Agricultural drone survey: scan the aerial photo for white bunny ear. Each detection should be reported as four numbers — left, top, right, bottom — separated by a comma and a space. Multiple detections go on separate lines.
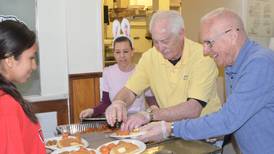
121, 18, 130, 37
112, 19, 121, 39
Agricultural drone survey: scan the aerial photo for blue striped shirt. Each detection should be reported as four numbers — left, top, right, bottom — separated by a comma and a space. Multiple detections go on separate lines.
173, 39, 274, 154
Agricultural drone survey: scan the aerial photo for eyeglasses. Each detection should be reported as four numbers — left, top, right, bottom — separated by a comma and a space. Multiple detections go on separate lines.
203, 28, 239, 48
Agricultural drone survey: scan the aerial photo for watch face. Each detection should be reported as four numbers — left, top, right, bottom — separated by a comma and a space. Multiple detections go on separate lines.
145, 108, 154, 121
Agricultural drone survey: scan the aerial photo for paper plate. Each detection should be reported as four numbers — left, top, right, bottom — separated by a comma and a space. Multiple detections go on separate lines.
45, 136, 89, 150
109, 131, 145, 139
97, 139, 146, 154
52, 146, 98, 154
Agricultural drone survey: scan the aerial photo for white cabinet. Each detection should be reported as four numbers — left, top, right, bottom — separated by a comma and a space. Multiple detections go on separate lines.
36, 0, 68, 99
66, 0, 103, 74
26, 0, 104, 101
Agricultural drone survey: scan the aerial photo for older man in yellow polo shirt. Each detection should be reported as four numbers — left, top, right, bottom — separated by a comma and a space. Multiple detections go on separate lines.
105, 10, 221, 130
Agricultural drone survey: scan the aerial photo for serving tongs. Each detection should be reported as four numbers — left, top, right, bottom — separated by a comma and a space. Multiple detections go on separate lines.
80, 116, 121, 129
80, 117, 107, 123
111, 120, 122, 129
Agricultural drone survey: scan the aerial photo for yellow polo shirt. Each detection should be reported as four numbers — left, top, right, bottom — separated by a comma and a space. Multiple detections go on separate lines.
126, 38, 220, 116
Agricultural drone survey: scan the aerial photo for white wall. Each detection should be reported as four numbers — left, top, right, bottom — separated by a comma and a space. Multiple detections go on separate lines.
34, 0, 68, 101
27, 0, 103, 102
0, 0, 36, 30
182, 0, 243, 42
66, 0, 103, 74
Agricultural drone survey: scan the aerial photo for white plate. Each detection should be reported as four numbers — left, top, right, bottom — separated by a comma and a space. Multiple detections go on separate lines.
45, 136, 89, 150
96, 139, 146, 154
109, 131, 145, 139
52, 146, 98, 154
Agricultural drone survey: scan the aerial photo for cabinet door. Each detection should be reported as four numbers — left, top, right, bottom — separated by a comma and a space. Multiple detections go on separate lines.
69, 74, 101, 123
66, 0, 103, 74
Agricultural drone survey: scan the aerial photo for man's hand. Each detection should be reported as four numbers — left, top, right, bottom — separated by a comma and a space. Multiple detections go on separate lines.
137, 121, 172, 143
121, 111, 151, 131
105, 100, 128, 126
79, 108, 94, 119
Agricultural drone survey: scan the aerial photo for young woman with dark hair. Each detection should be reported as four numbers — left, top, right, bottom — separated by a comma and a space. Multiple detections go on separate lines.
0, 19, 45, 154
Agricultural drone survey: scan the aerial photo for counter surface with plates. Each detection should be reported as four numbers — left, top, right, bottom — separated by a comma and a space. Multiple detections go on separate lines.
81, 131, 221, 154
50, 121, 221, 154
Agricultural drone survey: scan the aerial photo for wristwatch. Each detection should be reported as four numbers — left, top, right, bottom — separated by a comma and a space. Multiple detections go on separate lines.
146, 107, 154, 121
170, 122, 175, 136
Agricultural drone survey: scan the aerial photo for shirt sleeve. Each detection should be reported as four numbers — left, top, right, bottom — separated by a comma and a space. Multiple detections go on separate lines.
92, 91, 111, 117
126, 53, 150, 96
173, 57, 274, 140
188, 56, 219, 103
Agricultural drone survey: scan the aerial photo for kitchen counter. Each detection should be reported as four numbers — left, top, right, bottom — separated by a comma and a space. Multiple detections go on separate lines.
81, 132, 221, 154
54, 121, 221, 153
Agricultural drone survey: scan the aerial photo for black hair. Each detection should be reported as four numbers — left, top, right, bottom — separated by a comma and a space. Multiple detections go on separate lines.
113, 36, 133, 50
0, 20, 38, 123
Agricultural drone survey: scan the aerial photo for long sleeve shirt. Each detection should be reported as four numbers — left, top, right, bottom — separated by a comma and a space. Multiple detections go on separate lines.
173, 39, 274, 154
92, 64, 156, 117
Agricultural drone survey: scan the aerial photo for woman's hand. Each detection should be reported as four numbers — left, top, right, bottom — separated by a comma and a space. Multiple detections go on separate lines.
79, 108, 94, 119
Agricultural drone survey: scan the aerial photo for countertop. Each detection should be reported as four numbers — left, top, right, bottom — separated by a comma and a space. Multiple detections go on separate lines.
81, 132, 221, 154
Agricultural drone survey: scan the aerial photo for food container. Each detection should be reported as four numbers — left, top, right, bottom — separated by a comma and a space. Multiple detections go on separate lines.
57, 120, 108, 135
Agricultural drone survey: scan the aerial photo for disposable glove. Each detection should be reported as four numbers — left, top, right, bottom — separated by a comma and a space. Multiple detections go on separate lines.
79, 108, 94, 118
105, 100, 127, 126
137, 121, 171, 143
121, 111, 151, 131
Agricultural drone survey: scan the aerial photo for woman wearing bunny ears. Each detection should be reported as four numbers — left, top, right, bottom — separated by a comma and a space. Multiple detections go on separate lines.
80, 18, 158, 119
0, 16, 46, 154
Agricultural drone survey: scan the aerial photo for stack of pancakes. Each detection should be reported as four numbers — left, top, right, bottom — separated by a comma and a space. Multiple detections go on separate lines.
109, 141, 139, 154
57, 133, 83, 148
60, 147, 96, 154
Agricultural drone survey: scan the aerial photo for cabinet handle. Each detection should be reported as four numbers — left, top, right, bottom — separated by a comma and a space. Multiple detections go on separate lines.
133, 36, 140, 40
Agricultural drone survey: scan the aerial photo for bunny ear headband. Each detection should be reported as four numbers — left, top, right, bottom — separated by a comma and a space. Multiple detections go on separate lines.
112, 18, 133, 46
0, 15, 24, 24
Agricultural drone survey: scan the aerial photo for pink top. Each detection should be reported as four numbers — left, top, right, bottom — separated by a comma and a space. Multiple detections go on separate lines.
102, 64, 148, 114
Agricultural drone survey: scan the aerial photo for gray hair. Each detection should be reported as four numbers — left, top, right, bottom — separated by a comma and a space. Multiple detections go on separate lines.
149, 10, 184, 35
201, 8, 244, 30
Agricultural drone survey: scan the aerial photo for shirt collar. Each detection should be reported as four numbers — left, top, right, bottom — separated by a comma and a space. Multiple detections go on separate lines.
225, 39, 253, 74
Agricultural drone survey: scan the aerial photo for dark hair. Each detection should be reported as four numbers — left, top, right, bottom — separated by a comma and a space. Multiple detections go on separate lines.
113, 36, 133, 50
0, 20, 38, 123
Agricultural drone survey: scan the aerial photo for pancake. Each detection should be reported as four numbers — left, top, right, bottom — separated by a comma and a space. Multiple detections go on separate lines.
60, 147, 96, 154
115, 130, 130, 136
57, 137, 83, 148
110, 141, 139, 154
